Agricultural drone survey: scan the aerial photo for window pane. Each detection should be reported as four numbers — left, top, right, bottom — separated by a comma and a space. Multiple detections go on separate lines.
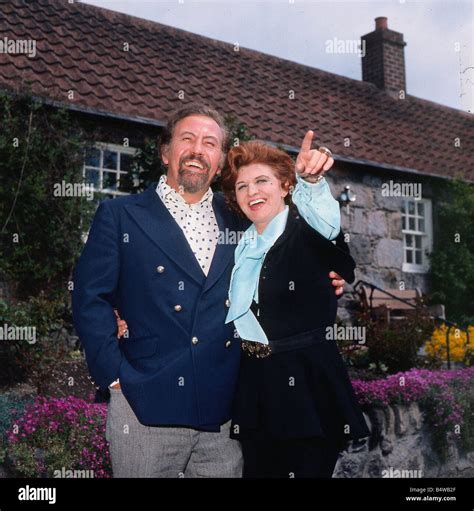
406, 250, 413, 263
84, 168, 100, 187
406, 234, 413, 247
409, 217, 415, 230
117, 175, 130, 192
408, 201, 415, 215
417, 202, 424, 217
120, 154, 134, 172
103, 171, 118, 190
85, 148, 100, 168
415, 251, 422, 265
415, 236, 422, 249
418, 218, 425, 232
103, 150, 118, 170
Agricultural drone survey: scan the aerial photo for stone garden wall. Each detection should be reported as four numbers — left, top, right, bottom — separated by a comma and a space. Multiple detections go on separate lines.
334, 402, 474, 478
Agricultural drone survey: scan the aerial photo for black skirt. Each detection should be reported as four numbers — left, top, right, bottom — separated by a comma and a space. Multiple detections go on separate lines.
230, 328, 370, 442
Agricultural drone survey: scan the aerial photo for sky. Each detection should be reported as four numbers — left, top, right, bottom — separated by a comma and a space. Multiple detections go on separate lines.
81, 0, 474, 112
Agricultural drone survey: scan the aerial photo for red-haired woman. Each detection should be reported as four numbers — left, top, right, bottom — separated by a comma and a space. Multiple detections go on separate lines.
220, 134, 369, 478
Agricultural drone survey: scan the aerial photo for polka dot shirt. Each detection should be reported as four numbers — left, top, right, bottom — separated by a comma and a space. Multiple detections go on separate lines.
156, 175, 219, 276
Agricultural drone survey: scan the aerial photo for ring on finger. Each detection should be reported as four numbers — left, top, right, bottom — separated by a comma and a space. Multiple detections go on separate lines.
318, 146, 333, 159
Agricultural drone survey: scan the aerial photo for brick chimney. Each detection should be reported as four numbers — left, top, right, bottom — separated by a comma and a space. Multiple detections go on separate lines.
361, 17, 407, 96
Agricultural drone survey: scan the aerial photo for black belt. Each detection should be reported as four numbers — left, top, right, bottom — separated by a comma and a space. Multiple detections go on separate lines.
241, 327, 328, 358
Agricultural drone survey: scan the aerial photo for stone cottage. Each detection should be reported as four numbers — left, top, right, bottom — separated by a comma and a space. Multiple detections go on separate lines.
1, 0, 473, 317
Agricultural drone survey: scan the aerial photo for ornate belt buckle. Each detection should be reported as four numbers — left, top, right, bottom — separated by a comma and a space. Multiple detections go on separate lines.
241, 340, 272, 358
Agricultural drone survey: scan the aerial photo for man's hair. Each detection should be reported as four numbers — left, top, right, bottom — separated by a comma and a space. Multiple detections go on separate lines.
160, 103, 230, 155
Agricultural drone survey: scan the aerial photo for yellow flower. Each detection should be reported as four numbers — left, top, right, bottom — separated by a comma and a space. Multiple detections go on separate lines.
425, 325, 474, 363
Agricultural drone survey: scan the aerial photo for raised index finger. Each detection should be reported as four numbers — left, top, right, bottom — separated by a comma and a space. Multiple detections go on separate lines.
300, 130, 314, 153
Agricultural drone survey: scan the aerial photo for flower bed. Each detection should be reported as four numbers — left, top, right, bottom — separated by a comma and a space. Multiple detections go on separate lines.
4, 396, 111, 477
352, 367, 474, 407
1, 367, 472, 476
352, 367, 474, 458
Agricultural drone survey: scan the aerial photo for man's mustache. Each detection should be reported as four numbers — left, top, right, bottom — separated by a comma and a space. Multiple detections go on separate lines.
179, 155, 210, 172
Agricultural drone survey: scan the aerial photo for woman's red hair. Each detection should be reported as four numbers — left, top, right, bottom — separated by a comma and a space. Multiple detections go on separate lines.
221, 140, 296, 216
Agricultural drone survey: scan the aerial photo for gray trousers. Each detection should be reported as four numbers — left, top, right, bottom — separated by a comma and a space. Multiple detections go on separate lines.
105, 387, 243, 478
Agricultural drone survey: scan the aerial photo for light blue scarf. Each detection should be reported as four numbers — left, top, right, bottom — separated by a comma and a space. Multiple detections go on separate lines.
225, 207, 289, 344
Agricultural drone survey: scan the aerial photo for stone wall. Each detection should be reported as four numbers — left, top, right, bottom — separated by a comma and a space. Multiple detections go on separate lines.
334, 402, 474, 478
325, 163, 443, 321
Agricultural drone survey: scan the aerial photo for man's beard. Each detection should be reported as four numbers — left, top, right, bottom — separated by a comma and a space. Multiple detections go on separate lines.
178, 156, 211, 194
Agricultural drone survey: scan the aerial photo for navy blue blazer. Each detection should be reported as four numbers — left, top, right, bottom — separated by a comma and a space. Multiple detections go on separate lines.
72, 184, 246, 431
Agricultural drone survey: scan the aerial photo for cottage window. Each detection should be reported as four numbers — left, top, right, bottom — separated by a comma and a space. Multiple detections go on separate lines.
402, 198, 432, 273
83, 143, 136, 197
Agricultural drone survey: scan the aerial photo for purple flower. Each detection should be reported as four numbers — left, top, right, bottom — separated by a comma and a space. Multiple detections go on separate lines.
6, 396, 111, 477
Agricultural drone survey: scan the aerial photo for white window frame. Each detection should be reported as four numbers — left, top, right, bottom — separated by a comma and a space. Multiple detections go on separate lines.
83, 143, 137, 197
402, 198, 433, 273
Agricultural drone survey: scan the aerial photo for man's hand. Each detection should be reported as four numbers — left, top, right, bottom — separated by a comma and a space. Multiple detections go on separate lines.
114, 309, 128, 339
329, 271, 345, 296
110, 310, 127, 390
295, 130, 334, 178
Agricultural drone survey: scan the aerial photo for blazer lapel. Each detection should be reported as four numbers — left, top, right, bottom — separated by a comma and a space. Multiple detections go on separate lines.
124, 185, 206, 286
203, 194, 240, 293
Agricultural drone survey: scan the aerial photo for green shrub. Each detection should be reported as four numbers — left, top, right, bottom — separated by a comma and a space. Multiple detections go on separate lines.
356, 306, 435, 374
0, 91, 95, 301
0, 296, 69, 393
0, 394, 34, 438
429, 180, 474, 327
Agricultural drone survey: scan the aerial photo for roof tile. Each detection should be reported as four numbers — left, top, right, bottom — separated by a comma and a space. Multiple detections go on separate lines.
0, 0, 472, 179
